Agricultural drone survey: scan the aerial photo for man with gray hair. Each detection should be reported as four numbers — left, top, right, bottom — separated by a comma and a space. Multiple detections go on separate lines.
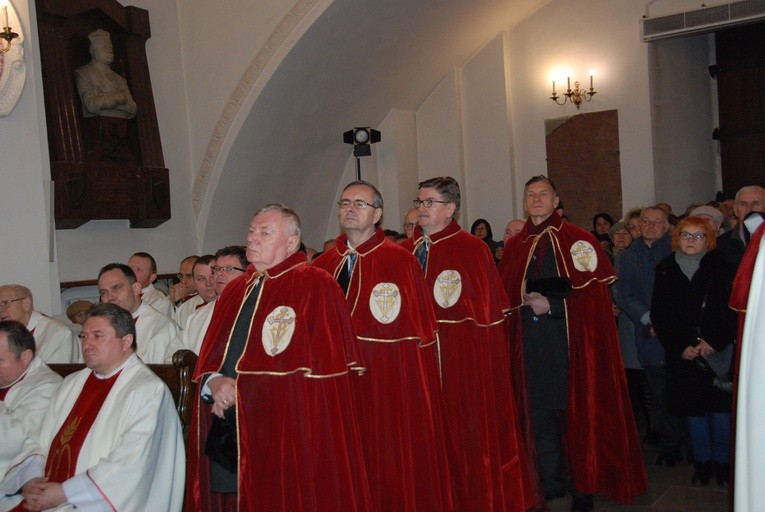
718, 185, 765, 266
0, 285, 78, 363
618, 206, 681, 466
188, 204, 372, 510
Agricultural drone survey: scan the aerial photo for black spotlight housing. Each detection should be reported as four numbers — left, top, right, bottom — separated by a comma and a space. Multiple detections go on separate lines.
343, 127, 381, 157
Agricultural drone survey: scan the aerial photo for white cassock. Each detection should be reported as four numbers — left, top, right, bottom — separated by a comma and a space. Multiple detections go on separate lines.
27, 311, 78, 363
0, 354, 185, 511
141, 283, 175, 318
735, 233, 765, 512
131, 301, 179, 364
172, 293, 204, 329
0, 357, 62, 475
164, 299, 213, 363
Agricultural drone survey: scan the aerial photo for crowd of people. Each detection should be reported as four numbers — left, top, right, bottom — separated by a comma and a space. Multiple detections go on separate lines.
0, 177, 763, 511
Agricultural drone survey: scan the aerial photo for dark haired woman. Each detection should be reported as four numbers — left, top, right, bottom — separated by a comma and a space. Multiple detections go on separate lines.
471, 218, 499, 263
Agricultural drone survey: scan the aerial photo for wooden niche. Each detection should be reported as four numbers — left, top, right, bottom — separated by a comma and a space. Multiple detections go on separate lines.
36, 0, 170, 228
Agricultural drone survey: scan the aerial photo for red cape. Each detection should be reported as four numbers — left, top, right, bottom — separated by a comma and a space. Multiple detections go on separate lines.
402, 221, 540, 512
313, 228, 454, 511
499, 214, 647, 503
187, 251, 372, 511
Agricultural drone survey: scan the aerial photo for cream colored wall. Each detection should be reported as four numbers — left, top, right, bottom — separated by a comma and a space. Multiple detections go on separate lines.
0, 0, 59, 313
507, 0, 657, 219
0, 0, 721, 312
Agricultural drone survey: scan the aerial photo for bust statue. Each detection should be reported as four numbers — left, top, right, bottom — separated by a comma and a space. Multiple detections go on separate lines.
74, 29, 137, 119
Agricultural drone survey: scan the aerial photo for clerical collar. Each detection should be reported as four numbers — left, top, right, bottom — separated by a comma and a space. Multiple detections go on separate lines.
527, 211, 561, 235
95, 352, 138, 379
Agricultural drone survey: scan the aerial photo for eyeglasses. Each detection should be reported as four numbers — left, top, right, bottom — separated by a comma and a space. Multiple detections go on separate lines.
402, 222, 416, 230
640, 219, 666, 227
679, 232, 706, 241
413, 199, 449, 208
337, 199, 377, 210
211, 265, 246, 274
0, 297, 25, 310
177, 273, 193, 281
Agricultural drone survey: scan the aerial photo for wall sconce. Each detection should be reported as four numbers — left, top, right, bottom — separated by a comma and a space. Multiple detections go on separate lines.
1, 1, 19, 53
550, 76, 596, 109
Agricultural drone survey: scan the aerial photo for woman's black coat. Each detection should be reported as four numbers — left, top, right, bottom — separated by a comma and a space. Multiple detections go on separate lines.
650, 249, 737, 415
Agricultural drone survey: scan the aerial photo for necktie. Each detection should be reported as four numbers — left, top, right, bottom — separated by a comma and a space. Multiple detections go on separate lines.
415, 238, 429, 272
220, 275, 264, 378
336, 252, 357, 294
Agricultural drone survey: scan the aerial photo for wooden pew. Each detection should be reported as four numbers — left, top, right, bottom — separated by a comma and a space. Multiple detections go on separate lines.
48, 349, 198, 441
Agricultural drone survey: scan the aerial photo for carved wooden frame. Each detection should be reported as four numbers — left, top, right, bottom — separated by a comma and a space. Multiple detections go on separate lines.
36, 0, 169, 228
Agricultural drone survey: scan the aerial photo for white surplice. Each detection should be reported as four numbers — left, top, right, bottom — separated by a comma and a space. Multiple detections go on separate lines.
141, 283, 175, 318
27, 311, 78, 364
0, 355, 185, 511
735, 234, 765, 512
132, 302, 179, 364
0, 357, 62, 475
172, 293, 204, 330
164, 299, 213, 363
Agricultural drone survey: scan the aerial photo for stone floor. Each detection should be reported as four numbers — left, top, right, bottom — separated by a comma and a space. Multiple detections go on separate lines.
546, 440, 730, 512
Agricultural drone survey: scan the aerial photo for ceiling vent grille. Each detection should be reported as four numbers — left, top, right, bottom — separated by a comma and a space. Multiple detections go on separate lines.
640, 0, 765, 41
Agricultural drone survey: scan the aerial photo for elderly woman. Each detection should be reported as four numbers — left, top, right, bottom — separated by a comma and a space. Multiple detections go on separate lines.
650, 216, 737, 487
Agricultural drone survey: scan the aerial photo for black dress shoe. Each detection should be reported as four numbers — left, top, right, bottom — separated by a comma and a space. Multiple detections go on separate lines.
715, 462, 730, 488
571, 494, 594, 512
691, 460, 712, 486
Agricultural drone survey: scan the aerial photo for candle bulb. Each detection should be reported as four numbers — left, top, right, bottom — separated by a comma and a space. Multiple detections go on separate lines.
567, 77, 571, 90
552, 81, 556, 94
590, 75, 594, 90
2, 6, 8, 29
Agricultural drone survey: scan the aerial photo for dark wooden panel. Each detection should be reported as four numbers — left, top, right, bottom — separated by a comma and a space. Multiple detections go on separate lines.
36, 0, 169, 229
715, 22, 765, 195
545, 110, 623, 229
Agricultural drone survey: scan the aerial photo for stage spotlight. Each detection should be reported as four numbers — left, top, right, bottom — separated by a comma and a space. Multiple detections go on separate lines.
343, 127, 381, 157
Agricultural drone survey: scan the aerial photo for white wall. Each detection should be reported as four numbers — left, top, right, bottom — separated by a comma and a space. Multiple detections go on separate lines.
507, 0, 656, 218
0, 0, 59, 313
459, 33, 516, 233
648, 34, 717, 214
375, 108, 419, 233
